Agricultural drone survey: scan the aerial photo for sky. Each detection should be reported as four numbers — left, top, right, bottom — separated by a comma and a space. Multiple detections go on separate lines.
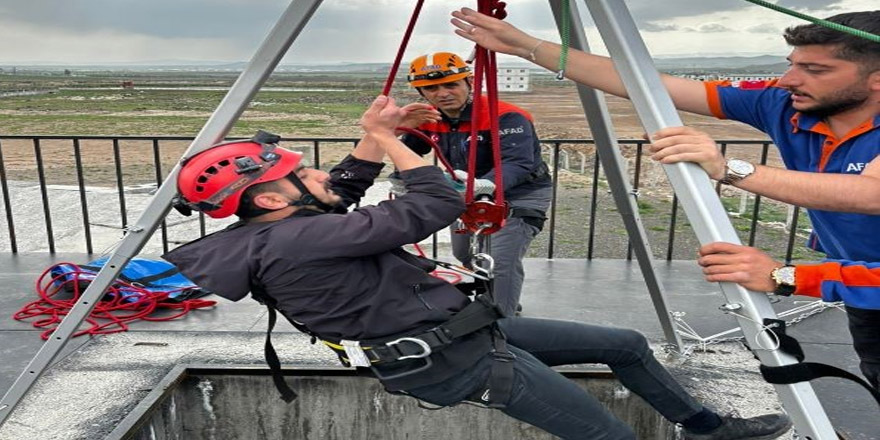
0, 0, 876, 65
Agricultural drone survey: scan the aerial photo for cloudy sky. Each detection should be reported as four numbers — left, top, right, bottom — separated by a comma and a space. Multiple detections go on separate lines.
0, 0, 875, 65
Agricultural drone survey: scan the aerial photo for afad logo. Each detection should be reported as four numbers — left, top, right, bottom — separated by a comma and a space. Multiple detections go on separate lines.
846, 162, 866, 172
465, 134, 485, 143
431, 134, 441, 143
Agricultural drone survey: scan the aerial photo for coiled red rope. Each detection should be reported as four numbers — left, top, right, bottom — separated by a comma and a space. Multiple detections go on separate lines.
13, 262, 216, 340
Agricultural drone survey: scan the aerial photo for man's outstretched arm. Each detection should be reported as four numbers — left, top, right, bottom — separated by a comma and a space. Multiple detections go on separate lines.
450, 7, 711, 116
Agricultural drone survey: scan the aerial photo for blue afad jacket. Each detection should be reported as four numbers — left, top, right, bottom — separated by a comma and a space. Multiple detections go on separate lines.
401, 96, 550, 200
707, 80, 880, 309
163, 156, 493, 390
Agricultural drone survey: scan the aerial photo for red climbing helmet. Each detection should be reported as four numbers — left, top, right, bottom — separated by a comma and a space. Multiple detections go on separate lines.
177, 132, 302, 219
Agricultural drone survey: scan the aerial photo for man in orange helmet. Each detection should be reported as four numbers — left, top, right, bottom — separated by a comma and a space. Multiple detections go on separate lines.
166, 95, 790, 440
400, 51, 552, 317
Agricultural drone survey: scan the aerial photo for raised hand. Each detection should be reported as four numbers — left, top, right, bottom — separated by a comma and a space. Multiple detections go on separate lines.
649, 126, 726, 180
397, 103, 441, 130
451, 7, 540, 58
360, 95, 407, 136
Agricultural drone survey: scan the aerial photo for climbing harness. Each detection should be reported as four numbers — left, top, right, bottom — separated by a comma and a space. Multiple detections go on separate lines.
251, 284, 504, 402
15, 259, 215, 340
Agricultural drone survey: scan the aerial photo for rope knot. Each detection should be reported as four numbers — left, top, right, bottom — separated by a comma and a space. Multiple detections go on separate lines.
490, 1, 507, 19
478, 0, 506, 20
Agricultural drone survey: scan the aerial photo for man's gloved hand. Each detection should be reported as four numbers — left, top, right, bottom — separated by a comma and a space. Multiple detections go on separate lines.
446, 170, 496, 198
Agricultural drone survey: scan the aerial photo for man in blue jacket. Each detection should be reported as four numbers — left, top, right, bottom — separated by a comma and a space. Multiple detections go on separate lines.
164, 96, 790, 440
399, 51, 552, 317
451, 9, 880, 389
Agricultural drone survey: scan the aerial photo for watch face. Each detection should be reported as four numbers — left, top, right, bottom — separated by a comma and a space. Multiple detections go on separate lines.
728, 160, 754, 175
776, 266, 796, 285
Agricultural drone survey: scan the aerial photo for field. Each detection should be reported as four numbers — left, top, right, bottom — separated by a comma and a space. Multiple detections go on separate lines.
0, 69, 821, 261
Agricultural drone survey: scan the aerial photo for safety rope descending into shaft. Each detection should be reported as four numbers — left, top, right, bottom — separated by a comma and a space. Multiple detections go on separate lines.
741, 0, 880, 43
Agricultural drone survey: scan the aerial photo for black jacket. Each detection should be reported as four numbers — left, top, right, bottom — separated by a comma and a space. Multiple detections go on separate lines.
164, 155, 493, 390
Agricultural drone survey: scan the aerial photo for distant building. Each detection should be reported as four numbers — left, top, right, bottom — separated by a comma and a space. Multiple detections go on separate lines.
496, 68, 530, 92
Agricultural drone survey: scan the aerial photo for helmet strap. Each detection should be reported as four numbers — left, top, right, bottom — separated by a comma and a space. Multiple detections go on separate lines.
284, 173, 338, 213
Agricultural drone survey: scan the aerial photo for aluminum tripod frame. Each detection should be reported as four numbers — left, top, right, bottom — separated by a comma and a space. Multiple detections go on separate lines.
0, 0, 324, 426
549, 0, 683, 352
577, 0, 835, 437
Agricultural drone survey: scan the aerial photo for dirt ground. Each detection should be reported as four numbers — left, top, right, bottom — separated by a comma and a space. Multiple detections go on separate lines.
0, 84, 777, 183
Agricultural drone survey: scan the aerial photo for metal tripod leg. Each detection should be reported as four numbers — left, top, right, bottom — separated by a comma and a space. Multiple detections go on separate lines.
580, 0, 835, 437
549, 0, 682, 352
0, 0, 324, 427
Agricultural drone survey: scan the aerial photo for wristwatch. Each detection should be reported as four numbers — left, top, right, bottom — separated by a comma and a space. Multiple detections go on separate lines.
719, 159, 755, 185
770, 265, 796, 296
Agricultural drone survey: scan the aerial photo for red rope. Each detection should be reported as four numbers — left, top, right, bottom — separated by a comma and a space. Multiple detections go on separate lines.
466, 0, 507, 206
395, 127, 459, 179
379, 0, 461, 182
382, 0, 425, 96
13, 263, 216, 340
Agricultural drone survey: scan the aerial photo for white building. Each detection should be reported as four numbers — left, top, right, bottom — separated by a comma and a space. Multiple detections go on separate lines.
496, 68, 530, 92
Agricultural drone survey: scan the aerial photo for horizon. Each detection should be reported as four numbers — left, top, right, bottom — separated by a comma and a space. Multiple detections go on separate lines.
0, 53, 788, 69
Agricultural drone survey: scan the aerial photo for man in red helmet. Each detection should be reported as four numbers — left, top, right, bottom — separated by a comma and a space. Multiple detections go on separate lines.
165, 96, 790, 440
400, 51, 552, 317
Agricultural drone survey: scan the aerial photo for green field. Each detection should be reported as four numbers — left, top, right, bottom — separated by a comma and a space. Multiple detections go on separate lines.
0, 70, 393, 136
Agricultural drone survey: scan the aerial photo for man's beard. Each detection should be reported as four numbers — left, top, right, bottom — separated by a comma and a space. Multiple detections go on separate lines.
795, 85, 870, 118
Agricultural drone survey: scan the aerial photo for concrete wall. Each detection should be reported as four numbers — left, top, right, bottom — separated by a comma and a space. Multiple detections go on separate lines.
125, 370, 676, 440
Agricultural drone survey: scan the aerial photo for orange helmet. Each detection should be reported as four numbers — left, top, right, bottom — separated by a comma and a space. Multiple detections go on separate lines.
176, 132, 302, 219
407, 52, 471, 87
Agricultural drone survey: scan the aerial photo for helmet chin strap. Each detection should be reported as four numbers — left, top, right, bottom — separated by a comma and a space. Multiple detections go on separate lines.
284, 174, 338, 213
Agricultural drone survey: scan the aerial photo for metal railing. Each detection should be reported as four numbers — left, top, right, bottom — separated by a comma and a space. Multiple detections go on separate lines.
0, 135, 812, 261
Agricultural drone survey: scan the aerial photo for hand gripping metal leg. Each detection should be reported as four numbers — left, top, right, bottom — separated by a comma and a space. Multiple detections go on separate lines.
578, 0, 834, 437
0, 0, 324, 427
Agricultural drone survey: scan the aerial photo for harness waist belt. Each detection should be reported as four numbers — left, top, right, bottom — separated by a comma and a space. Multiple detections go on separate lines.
324, 294, 503, 367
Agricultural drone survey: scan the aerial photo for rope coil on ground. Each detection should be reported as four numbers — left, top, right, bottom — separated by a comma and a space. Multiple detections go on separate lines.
13, 262, 216, 340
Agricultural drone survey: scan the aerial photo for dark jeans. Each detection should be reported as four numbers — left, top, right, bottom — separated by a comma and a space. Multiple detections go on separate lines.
404, 317, 703, 440
846, 306, 880, 389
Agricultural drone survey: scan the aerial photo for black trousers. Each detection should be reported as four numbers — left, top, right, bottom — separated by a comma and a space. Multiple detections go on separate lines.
846, 306, 880, 389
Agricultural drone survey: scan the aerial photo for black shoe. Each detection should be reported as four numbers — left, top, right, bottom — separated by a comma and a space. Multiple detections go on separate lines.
683, 413, 792, 440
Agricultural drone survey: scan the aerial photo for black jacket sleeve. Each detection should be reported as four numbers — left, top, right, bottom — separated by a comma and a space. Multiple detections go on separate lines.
328, 154, 385, 208
279, 165, 465, 259
400, 132, 433, 156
